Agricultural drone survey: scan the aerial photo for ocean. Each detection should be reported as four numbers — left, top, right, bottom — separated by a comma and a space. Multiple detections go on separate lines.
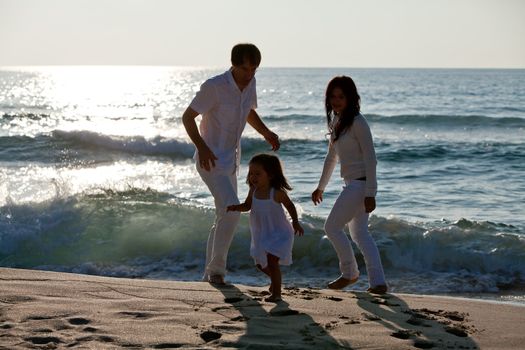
1, 66, 524, 304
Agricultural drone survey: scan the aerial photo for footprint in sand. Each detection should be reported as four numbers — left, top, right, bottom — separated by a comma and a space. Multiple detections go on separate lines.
409, 308, 474, 337
406, 315, 432, 327
390, 329, 422, 339
325, 296, 343, 301
444, 325, 469, 337
270, 309, 300, 317
33, 327, 54, 333
24, 336, 63, 346
361, 312, 381, 321
230, 315, 250, 322
68, 317, 91, 325
118, 311, 154, 319
152, 343, 186, 349
224, 297, 244, 303
82, 326, 99, 333
413, 339, 435, 349
74, 335, 116, 343
200, 330, 222, 342
339, 315, 361, 324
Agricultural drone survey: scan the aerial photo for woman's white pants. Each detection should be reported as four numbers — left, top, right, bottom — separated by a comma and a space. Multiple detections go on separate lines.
324, 179, 386, 287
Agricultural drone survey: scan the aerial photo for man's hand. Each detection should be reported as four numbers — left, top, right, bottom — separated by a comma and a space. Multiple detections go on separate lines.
197, 145, 218, 172
182, 107, 217, 171
264, 131, 280, 151
246, 110, 280, 151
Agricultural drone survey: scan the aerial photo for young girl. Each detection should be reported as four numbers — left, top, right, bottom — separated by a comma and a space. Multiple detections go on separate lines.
228, 154, 304, 302
311, 76, 388, 294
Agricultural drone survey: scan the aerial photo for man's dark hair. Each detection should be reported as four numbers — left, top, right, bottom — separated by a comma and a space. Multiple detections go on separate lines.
231, 43, 261, 66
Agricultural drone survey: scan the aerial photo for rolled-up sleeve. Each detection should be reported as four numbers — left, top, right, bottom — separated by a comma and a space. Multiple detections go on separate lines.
190, 81, 217, 115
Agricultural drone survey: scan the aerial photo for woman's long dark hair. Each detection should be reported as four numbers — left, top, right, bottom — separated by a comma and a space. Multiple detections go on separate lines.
325, 76, 361, 141
247, 153, 292, 192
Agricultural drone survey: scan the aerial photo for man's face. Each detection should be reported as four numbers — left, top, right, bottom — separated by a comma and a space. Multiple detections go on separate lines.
235, 61, 258, 86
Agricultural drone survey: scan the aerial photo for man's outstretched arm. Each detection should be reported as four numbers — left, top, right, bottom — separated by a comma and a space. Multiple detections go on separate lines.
246, 109, 280, 151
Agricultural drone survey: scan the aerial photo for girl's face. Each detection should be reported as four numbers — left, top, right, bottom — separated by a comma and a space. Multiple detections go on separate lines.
329, 87, 347, 114
248, 163, 271, 188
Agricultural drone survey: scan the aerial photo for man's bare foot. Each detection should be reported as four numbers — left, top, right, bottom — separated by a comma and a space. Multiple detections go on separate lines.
208, 274, 225, 285
367, 285, 388, 294
327, 275, 358, 290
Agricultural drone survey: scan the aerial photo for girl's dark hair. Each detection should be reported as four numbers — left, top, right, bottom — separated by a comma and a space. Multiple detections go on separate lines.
325, 76, 361, 141
231, 43, 261, 66
247, 154, 292, 192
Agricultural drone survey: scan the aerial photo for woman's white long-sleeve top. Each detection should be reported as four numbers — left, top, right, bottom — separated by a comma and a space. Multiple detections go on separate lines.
317, 113, 377, 197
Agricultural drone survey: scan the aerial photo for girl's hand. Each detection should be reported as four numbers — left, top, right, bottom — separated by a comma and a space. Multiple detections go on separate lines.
227, 204, 240, 212
293, 221, 304, 236
364, 197, 376, 213
311, 189, 323, 205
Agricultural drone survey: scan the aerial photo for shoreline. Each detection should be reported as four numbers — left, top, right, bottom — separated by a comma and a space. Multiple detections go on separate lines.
1, 267, 524, 349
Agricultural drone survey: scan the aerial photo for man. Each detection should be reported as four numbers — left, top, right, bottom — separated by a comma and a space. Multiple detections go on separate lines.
182, 43, 280, 285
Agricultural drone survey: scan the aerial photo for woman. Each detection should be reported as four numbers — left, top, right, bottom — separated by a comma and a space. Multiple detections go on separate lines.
312, 76, 387, 294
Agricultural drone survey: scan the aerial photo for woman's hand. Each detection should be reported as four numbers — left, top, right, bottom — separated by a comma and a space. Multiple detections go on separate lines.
311, 189, 324, 205
364, 197, 376, 213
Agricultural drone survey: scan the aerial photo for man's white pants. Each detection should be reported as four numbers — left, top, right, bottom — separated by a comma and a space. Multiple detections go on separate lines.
197, 165, 241, 278
324, 179, 386, 287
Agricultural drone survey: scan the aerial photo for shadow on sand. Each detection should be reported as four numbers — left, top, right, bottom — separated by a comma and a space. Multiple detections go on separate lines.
210, 283, 353, 349
355, 291, 479, 349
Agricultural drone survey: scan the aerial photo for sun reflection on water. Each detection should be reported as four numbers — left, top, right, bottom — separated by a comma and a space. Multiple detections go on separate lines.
2, 66, 219, 138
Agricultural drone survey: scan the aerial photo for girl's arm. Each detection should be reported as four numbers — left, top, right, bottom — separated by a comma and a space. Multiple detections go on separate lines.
275, 190, 304, 236
227, 187, 254, 212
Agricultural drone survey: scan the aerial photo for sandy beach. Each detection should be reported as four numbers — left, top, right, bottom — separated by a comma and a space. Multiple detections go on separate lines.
0, 268, 523, 349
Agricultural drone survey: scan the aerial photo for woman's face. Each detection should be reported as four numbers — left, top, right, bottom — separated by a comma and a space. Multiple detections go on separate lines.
329, 87, 347, 114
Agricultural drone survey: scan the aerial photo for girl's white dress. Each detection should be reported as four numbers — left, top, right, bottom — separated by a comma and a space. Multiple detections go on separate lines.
249, 188, 294, 268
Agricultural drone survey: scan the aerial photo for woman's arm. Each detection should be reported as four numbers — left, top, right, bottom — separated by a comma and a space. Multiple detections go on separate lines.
354, 117, 377, 213
312, 141, 338, 205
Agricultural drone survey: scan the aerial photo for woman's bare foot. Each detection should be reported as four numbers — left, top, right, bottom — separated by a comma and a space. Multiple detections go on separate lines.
264, 294, 282, 303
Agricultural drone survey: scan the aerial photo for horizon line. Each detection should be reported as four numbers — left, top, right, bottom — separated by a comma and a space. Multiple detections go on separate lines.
1, 64, 524, 70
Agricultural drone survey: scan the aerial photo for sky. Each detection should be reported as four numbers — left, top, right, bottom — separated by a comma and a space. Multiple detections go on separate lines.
1, 0, 524, 68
